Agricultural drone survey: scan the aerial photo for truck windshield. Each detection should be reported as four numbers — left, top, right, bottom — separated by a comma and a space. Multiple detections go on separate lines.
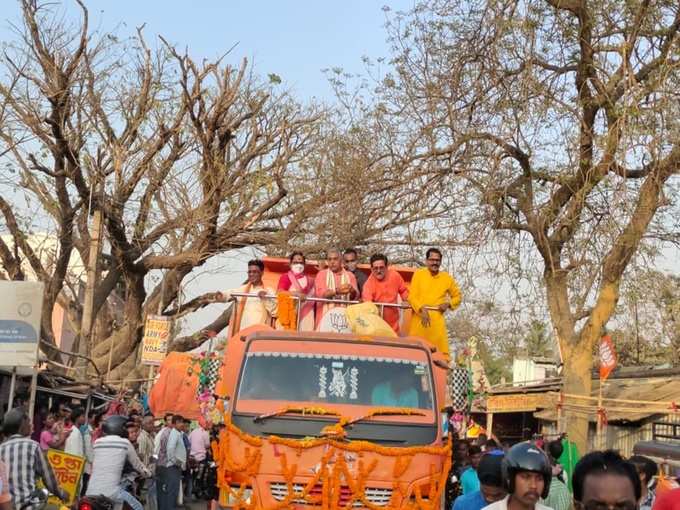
236, 349, 434, 411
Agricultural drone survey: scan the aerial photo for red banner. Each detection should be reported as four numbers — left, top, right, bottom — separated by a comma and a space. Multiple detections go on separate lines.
599, 334, 617, 381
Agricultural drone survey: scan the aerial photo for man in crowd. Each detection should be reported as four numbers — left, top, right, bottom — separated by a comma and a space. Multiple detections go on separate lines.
573, 450, 640, 510
154, 414, 186, 510
189, 417, 211, 467
453, 452, 506, 510
630, 455, 658, 510
180, 418, 192, 503
315, 248, 358, 326
87, 415, 151, 510
408, 248, 462, 355
0, 408, 68, 509
542, 440, 571, 510
64, 407, 87, 457
343, 248, 367, 295
64, 407, 93, 494
461, 445, 483, 494
137, 415, 156, 469
362, 253, 409, 333
137, 415, 156, 510
217, 259, 277, 334
484, 442, 552, 510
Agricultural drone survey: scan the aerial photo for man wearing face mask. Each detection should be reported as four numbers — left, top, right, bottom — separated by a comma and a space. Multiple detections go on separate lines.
343, 248, 368, 295
408, 247, 462, 356
277, 251, 315, 331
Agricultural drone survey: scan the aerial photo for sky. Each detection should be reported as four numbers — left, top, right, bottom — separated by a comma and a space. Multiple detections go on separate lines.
2, 1, 413, 101
1, 1, 415, 334
2, 2, 677, 338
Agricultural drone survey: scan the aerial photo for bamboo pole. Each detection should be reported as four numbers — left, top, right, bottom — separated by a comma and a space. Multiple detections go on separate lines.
555, 391, 680, 407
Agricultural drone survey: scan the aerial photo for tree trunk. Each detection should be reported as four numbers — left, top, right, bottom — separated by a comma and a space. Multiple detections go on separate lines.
560, 340, 593, 454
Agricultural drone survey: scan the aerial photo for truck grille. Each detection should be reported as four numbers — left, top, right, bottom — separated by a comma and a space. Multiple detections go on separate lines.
269, 482, 392, 507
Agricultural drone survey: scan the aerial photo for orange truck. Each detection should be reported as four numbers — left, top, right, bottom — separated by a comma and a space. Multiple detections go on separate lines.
150, 258, 452, 509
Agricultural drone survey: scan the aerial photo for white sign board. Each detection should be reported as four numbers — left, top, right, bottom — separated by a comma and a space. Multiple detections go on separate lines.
0, 281, 44, 367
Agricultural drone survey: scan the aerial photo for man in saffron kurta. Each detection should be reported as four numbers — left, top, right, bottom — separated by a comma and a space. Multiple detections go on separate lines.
314, 248, 358, 328
362, 253, 409, 333
408, 248, 461, 355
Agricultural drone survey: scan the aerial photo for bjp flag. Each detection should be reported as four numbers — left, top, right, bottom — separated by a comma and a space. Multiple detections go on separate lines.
599, 334, 617, 381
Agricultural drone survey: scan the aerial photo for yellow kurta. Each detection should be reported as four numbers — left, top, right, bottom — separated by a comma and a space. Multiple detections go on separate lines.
407, 267, 462, 355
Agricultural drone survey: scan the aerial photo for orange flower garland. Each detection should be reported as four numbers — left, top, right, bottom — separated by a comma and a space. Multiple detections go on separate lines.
213, 412, 452, 510
276, 292, 297, 330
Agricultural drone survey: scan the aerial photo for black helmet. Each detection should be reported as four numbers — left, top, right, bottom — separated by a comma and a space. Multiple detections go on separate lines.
502, 441, 551, 499
101, 415, 129, 438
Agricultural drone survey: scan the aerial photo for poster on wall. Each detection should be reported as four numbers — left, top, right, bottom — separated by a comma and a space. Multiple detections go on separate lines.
0, 281, 44, 367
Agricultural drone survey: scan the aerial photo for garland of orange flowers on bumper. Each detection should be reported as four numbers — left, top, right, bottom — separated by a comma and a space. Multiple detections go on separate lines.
213, 412, 452, 510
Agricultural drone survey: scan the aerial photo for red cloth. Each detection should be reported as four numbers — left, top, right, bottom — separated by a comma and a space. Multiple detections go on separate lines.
653, 488, 680, 510
361, 269, 409, 332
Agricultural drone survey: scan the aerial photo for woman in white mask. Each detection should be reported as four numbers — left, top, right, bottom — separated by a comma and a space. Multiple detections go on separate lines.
277, 251, 315, 330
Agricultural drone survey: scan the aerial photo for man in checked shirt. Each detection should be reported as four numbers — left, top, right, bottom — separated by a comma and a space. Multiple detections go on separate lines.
0, 408, 68, 510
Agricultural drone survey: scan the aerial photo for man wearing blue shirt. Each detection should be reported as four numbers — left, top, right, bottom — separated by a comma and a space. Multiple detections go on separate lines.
460, 445, 483, 494
453, 452, 506, 510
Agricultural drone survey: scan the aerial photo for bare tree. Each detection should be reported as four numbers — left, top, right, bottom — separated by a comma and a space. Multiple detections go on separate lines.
364, 0, 680, 450
0, 1, 464, 384
0, 0, 325, 380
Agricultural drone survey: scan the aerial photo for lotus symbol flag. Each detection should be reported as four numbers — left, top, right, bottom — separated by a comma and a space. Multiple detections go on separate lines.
599, 335, 617, 381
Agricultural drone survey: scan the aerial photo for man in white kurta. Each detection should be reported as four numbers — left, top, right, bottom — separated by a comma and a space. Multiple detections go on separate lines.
220, 259, 277, 334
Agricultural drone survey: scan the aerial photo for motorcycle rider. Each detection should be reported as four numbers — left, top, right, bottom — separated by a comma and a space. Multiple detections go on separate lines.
484, 442, 553, 510
85, 415, 151, 510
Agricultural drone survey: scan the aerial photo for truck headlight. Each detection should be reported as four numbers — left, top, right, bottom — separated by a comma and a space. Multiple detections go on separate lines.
225, 486, 253, 507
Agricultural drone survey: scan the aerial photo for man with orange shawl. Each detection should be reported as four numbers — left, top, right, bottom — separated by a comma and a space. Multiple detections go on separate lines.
314, 248, 358, 328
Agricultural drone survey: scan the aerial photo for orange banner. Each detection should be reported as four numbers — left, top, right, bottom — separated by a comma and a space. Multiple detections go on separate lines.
599, 334, 617, 381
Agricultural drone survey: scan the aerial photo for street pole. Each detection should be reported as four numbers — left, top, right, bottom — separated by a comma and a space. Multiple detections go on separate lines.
7, 368, 17, 409
596, 380, 604, 449
28, 368, 38, 421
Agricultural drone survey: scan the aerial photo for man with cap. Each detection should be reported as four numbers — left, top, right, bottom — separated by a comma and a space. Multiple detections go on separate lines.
452, 452, 507, 510
483, 442, 554, 510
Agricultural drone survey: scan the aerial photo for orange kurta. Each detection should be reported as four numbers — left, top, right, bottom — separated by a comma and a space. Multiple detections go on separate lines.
361, 269, 409, 332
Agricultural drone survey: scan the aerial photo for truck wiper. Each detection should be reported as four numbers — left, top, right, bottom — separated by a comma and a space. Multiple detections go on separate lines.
253, 406, 343, 423
346, 408, 426, 427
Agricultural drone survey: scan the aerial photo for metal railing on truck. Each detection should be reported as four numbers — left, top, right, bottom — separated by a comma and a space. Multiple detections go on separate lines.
226, 292, 439, 336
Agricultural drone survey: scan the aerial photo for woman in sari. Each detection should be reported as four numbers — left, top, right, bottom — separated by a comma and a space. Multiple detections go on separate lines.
277, 251, 315, 331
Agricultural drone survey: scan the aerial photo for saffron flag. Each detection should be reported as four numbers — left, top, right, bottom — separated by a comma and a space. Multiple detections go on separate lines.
599, 334, 617, 381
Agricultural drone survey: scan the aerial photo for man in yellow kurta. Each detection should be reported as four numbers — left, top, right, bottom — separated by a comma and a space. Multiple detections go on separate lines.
408, 248, 461, 355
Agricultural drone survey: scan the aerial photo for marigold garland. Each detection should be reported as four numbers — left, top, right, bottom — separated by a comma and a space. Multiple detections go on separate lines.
276, 292, 297, 330
213, 412, 452, 510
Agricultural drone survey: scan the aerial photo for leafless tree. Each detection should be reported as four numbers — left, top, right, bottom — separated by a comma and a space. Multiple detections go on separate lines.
364, 0, 680, 450
0, 0, 324, 380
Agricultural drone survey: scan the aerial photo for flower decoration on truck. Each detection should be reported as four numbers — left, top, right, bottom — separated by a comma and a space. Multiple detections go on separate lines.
213, 410, 450, 510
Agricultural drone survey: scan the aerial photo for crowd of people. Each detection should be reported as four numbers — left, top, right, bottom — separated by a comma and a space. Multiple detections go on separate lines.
216, 247, 462, 355
0, 404, 222, 510
447, 435, 680, 510
1, 401, 679, 510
